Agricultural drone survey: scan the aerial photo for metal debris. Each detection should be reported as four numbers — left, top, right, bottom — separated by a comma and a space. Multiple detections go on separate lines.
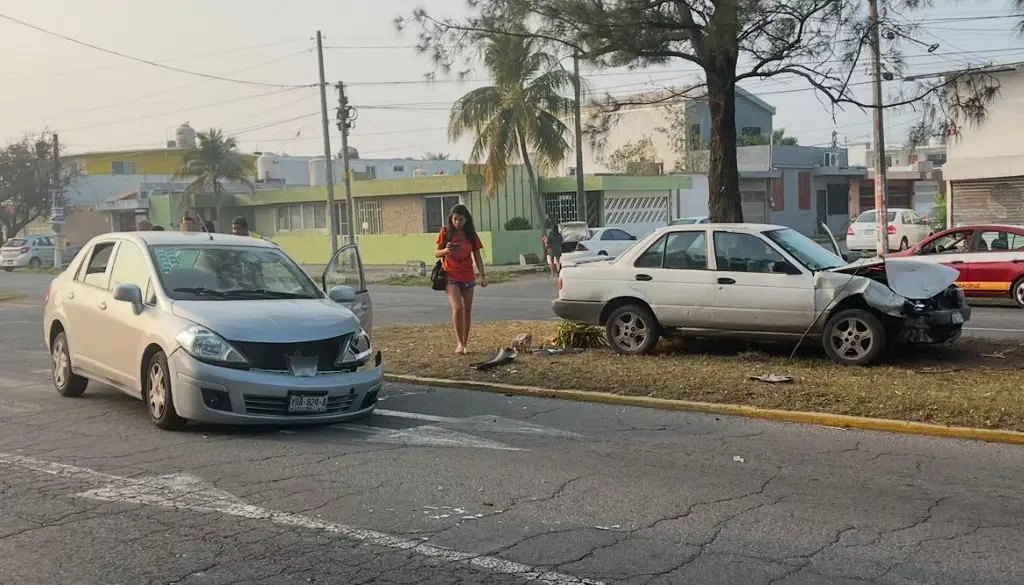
748, 374, 794, 384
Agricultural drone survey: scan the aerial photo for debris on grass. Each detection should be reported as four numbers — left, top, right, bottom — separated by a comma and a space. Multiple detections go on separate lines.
470, 347, 518, 371
377, 320, 1024, 432
748, 374, 794, 384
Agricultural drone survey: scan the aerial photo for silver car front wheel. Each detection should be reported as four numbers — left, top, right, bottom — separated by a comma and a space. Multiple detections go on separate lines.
146, 351, 187, 431
822, 308, 886, 366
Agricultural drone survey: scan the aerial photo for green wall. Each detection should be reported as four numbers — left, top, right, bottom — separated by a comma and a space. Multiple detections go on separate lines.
464, 165, 541, 231
488, 230, 544, 265
357, 233, 439, 265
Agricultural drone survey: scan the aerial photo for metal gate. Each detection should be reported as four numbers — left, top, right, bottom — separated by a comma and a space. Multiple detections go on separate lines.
951, 177, 1024, 226
740, 191, 768, 223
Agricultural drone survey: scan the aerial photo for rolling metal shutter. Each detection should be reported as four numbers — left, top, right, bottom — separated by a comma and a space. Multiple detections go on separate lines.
951, 177, 1024, 226
603, 194, 668, 226
740, 191, 768, 223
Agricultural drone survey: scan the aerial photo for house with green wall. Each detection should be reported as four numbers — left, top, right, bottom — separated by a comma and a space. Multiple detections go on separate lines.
148, 165, 693, 266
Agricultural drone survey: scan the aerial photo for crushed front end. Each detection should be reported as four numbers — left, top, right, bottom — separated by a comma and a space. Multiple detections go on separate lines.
896, 285, 970, 344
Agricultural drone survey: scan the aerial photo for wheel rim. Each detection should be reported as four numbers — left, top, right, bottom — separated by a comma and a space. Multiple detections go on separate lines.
611, 311, 649, 351
829, 317, 875, 361
1016, 282, 1024, 306
899, 239, 908, 250
148, 361, 167, 418
52, 339, 69, 388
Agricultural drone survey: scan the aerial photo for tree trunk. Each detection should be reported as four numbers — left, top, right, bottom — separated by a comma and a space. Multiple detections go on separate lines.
706, 68, 744, 223
213, 181, 222, 233
516, 129, 546, 230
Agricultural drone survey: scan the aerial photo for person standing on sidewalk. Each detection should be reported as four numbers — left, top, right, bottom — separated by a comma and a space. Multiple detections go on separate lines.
435, 204, 487, 355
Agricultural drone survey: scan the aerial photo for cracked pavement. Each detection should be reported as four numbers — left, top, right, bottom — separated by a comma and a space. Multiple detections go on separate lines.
3, 275, 1024, 583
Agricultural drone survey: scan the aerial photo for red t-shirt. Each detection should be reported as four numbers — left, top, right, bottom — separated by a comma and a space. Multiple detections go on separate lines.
437, 227, 483, 283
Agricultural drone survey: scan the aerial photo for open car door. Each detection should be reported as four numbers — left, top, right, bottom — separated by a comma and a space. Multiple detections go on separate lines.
321, 243, 373, 335
819, 222, 857, 262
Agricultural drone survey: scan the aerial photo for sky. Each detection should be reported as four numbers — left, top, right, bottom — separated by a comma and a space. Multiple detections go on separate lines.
1, 0, 1022, 162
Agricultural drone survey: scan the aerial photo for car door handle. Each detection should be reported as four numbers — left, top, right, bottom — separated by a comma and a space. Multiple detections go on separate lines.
949, 260, 964, 264
67, 292, 75, 300
97, 302, 106, 310
717, 277, 736, 285
1013, 259, 1024, 263
635, 274, 653, 281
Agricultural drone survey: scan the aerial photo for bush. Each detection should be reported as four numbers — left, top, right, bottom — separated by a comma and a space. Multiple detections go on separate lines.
554, 321, 606, 349
504, 216, 533, 231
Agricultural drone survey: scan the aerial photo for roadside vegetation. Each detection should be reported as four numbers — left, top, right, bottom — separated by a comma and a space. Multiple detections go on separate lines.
0, 290, 24, 302
377, 320, 1024, 431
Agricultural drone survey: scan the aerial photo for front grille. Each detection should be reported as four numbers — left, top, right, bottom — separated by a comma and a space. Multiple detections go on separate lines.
243, 392, 359, 416
231, 334, 351, 372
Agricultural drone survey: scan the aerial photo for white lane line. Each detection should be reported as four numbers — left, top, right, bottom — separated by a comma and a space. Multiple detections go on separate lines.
338, 423, 522, 451
0, 452, 602, 585
374, 409, 583, 438
965, 327, 1024, 333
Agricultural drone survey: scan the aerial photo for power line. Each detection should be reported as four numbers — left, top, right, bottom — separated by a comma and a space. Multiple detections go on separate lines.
0, 12, 314, 89
0, 39, 310, 83
228, 112, 323, 136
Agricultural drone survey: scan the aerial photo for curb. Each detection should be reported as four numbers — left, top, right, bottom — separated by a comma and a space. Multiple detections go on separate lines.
384, 374, 1024, 446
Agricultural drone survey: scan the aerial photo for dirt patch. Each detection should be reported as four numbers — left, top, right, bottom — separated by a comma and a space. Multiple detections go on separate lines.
0, 290, 24, 303
376, 320, 1024, 431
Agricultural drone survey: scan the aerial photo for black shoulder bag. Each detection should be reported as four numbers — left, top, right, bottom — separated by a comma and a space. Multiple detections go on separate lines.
430, 229, 451, 291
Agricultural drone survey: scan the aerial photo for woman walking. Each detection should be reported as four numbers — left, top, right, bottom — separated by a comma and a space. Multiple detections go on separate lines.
435, 204, 487, 355
545, 223, 563, 276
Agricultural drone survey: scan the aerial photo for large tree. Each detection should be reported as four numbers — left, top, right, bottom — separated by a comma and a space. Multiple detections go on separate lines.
399, 0, 999, 222
740, 128, 799, 146
0, 135, 73, 240
173, 128, 255, 229
600, 136, 661, 174
445, 30, 575, 225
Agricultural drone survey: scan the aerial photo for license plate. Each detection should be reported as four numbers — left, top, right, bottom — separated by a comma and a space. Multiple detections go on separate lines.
2, 260, 11, 265
951, 311, 965, 324
288, 394, 327, 414
859, 229, 874, 236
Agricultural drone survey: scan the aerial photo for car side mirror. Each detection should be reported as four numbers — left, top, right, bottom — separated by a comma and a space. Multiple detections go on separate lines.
113, 283, 144, 315
328, 285, 356, 304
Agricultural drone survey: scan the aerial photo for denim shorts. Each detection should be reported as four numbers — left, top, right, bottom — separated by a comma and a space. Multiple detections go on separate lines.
447, 280, 476, 290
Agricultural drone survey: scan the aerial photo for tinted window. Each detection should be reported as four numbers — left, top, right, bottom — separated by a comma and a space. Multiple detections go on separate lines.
664, 232, 707, 270
109, 243, 151, 292
4, 238, 26, 248
713, 232, 790, 274
612, 229, 634, 240
979, 230, 1024, 252
765, 228, 845, 271
81, 243, 115, 288
600, 230, 617, 241
634, 236, 666, 268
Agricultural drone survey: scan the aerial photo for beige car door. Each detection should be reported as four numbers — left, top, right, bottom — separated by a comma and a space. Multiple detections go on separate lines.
322, 243, 373, 335
630, 230, 717, 328
710, 231, 816, 333
95, 240, 157, 394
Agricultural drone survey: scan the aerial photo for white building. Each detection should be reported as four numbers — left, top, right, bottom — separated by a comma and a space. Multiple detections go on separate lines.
942, 61, 1024, 227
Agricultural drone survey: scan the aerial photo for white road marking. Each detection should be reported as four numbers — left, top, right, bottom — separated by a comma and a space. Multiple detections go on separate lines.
338, 423, 522, 451
965, 327, 1024, 333
374, 409, 582, 438
0, 452, 602, 585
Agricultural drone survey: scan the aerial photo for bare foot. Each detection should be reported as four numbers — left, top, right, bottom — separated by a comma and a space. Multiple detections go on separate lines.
455, 344, 466, 355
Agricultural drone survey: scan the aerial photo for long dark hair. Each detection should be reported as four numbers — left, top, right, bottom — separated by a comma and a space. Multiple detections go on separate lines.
446, 204, 478, 244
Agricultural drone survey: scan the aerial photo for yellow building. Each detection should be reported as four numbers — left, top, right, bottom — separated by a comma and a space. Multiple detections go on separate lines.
65, 147, 257, 177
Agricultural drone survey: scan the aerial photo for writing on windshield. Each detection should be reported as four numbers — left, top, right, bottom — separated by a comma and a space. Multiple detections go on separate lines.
150, 245, 321, 301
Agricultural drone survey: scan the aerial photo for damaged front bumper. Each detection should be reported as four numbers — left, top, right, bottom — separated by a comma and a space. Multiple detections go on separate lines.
897, 305, 971, 344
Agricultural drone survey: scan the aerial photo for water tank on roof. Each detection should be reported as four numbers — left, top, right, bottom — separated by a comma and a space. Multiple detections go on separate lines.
175, 122, 196, 148
347, 146, 359, 159
258, 153, 282, 181
310, 157, 326, 186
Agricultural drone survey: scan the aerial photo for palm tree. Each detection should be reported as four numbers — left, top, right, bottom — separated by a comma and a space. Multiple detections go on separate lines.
448, 31, 575, 226
423, 151, 450, 160
173, 129, 255, 229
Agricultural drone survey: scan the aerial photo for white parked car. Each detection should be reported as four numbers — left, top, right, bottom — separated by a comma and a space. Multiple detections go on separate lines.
560, 227, 638, 264
43, 231, 380, 430
1, 234, 55, 271
845, 208, 933, 253
552, 223, 970, 366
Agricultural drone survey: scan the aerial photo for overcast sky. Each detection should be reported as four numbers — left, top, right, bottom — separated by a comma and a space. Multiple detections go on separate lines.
1, 0, 1021, 162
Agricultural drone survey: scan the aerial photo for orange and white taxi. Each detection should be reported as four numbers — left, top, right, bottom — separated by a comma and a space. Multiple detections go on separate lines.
887, 224, 1024, 308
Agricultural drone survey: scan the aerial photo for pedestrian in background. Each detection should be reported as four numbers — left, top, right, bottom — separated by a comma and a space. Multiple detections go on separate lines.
435, 204, 487, 355
135, 218, 153, 231
545, 223, 563, 276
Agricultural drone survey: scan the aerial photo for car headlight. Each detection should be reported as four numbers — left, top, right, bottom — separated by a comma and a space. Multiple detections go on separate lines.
336, 328, 372, 367
174, 325, 249, 366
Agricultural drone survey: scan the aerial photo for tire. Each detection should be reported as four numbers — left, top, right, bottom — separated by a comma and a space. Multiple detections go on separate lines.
28, 257, 41, 269
822, 308, 887, 366
2, 267, 12, 272
597, 250, 608, 256
1012, 277, 1024, 309
898, 237, 909, 251
52, 331, 88, 397
145, 351, 187, 430
605, 304, 662, 355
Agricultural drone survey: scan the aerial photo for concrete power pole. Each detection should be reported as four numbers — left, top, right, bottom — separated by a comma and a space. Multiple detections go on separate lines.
51, 133, 65, 268
868, 0, 890, 256
336, 82, 357, 245
572, 52, 586, 225
316, 30, 339, 258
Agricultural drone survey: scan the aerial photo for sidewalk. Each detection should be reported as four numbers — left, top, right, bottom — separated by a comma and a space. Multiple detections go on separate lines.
302, 263, 547, 282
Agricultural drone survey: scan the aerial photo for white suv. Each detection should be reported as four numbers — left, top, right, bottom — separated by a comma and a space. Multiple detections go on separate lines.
845, 208, 932, 253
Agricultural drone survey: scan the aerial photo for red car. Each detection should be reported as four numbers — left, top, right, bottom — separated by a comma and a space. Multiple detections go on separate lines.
887, 224, 1024, 307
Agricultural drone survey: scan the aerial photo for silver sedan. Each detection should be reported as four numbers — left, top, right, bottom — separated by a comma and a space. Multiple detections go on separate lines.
43, 231, 381, 430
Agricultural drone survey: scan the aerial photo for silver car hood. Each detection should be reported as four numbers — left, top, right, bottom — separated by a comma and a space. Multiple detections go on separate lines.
828, 257, 959, 300
171, 299, 361, 342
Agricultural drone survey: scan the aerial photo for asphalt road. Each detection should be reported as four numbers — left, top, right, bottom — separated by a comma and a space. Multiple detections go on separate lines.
3, 272, 1024, 584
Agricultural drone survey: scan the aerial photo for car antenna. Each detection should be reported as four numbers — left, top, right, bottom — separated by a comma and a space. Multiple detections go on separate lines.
199, 218, 214, 241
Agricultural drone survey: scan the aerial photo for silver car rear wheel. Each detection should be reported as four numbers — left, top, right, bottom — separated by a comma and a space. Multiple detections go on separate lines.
51, 331, 87, 397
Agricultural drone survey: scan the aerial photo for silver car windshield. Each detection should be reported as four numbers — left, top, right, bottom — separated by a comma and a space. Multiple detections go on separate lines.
150, 245, 323, 301
765, 228, 846, 272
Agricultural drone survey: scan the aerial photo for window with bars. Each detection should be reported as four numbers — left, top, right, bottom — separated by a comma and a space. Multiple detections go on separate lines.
275, 203, 327, 231
424, 195, 461, 232
543, 194, 579, 226
355, 198, 384, 234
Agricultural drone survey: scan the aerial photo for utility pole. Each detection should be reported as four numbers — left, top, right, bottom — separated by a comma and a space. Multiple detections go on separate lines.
51, 133, 65, 268
868, 0, 889, 256
316, 30, 339, 258
572, 52, 586, 225
335, 82, 357, 245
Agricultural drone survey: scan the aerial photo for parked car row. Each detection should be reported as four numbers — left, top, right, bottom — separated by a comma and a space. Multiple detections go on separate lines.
553, 222, 971, 366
